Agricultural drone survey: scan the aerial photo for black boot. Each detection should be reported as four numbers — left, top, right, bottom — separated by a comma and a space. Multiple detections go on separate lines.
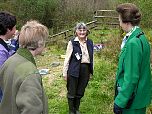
68, 98, 75, 114
74, 98, 81, 114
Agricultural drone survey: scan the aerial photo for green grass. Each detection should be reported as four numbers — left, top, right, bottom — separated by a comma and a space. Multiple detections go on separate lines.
80, 57, 116, 114
35, 27, 152, 114
39, 55, 117, 114
88, 28, 121, 44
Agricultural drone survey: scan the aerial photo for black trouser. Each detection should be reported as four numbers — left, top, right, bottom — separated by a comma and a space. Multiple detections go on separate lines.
67, 63, 90, 113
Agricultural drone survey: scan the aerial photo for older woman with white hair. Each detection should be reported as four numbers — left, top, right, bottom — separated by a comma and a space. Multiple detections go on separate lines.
0, 20, 49, 114
63, 22, 94, 114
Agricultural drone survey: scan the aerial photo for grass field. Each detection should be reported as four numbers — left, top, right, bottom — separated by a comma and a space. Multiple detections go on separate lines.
35, 28, 152, 114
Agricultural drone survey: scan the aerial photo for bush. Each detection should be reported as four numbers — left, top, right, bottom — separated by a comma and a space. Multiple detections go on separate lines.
0, 0, 59, 29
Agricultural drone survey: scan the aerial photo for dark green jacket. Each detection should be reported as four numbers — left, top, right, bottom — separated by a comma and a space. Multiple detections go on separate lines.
114, 27, 151, 109
0, 48, 48, 114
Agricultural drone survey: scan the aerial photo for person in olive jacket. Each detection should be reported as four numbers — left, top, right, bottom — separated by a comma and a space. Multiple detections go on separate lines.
113, 3, 151, 114
0, 20, 49, 114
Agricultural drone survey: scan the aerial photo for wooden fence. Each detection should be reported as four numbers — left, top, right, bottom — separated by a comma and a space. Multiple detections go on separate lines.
48, 10, 119, 41
93, 10, 119, 28
48, 20, 97, 40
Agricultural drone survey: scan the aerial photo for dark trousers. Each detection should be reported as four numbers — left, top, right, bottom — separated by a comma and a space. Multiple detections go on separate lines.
67, 63, 90, 113
122, 107, 146, 114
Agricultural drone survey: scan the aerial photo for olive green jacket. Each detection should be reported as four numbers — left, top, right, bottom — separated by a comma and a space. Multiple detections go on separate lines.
114, 27, 151, 109
0, 48, 48, 114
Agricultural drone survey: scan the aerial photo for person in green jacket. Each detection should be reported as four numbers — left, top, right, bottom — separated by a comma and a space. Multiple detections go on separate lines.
0, 20, 49, 114
113, 3, 151, 114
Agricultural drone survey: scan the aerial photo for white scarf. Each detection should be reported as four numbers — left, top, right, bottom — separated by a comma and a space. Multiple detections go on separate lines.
121, 26, 139, 49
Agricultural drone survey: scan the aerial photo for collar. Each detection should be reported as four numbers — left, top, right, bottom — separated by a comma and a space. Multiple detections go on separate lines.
126, 26, 139, 37
123, 26, 139, 43
74, 37, 87, 43
17, 48, 36, 65
121, 26, 141, 50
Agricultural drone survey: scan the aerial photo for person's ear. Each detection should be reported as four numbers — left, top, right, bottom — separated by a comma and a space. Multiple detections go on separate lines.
6, 28, 11, 33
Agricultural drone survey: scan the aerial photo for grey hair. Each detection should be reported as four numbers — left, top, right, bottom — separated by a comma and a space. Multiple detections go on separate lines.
74, 22, 90, 36
75, 22, 88, 30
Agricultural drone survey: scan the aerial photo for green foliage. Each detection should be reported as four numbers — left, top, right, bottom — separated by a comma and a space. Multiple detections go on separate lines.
143, 28, 152, 42
0, 0, 118, 33
0, 1, 13, 12
14, 0, 59, 28
0, 0, 59, 28
0, 0, 151, 34
89, 28, 121, 63
137, 0, 152, 28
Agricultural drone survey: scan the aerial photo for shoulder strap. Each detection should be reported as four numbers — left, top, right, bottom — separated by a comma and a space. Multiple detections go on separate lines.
0, 38, 9, 51
70, 37, 75, 44
136, 32, 144, 52
136, 32, 144, 38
